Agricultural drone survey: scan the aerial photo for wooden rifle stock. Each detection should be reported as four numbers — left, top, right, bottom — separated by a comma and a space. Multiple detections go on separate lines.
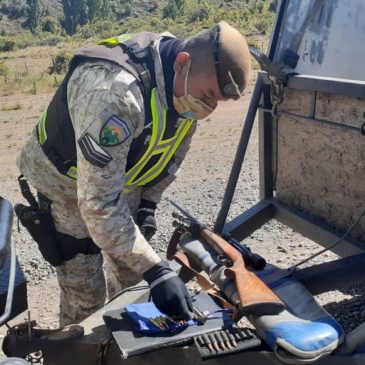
170, 200, 285, 314
200, 227, 285, 314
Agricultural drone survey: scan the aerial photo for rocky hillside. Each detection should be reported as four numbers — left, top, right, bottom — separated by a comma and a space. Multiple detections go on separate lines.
0, 0, 276, 35
0, 0, 165, 34
0, 0, 61, 34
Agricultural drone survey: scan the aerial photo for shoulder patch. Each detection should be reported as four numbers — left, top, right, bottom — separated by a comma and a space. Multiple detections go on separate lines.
100, 116, 131, 146
78, 133, 113, 168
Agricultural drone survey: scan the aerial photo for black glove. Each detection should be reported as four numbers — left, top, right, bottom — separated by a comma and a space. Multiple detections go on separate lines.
143, 261, 193, 320
137, 199, 157, 241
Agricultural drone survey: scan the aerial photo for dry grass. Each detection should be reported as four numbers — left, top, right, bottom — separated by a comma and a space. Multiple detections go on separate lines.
0, 72, 64, 96
0, 43, 82, 97
1, 102, 22, 111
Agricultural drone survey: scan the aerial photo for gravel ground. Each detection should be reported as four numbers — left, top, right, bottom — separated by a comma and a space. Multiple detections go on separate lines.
0, 84, 364, 341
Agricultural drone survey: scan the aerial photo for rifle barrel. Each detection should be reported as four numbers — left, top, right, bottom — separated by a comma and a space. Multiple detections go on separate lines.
171, 200, 266, 270
170, 200, 199, 224
225, 235, 266, 270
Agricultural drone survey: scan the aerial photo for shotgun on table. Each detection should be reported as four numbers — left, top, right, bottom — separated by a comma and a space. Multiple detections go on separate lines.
170, 200, 285, 315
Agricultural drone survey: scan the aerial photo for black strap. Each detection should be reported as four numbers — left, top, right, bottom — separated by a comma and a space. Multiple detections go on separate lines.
118, 39, 154, 102
120, 39, 150, 61
18, 175, 38, 210
124, 44, 154, 127
127, 58, 152, 102
37, 192, 52, 215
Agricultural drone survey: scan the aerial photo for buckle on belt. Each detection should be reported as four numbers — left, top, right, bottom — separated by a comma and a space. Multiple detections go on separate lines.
127, 43, 149, 60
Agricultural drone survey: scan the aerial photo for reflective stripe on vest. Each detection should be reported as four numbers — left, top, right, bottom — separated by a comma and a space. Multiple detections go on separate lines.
98, 34, 133, 46
38, 111, 47, 145
61, 88, 193, 189
124, 88, 193, 188
67, 166, 77, 179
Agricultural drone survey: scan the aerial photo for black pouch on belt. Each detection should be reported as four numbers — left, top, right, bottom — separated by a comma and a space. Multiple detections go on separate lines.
36, 192, 101, 261
15, 176, 63, 267
15, 202, 64, 267
15, 176, 101, 266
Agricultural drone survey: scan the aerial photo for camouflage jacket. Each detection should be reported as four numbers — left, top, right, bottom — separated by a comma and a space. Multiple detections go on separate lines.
17, 33, 197, 274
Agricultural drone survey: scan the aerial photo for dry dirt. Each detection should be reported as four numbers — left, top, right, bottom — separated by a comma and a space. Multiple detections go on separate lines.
0, 48, 364, 354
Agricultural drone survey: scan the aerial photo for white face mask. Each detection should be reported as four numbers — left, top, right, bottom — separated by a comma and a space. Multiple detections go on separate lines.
173, 60, 214, 120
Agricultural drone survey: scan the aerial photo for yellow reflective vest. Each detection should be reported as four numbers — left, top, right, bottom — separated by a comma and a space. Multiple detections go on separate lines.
37, 32, 193, 189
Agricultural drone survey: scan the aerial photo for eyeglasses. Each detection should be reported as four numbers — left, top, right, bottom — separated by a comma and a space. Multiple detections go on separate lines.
213, 25, 243, 98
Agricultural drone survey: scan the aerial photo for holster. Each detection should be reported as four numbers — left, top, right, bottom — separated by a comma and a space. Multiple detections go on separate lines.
15, 203, 64, 267
15, 176, 101, 267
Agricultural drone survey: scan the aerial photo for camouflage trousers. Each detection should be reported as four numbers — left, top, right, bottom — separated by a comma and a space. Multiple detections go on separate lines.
51, 189, 143, 328
56, 252, 143, 327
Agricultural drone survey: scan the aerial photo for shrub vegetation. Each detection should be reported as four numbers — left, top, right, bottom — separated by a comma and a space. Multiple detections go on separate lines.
0, 0, 276, 95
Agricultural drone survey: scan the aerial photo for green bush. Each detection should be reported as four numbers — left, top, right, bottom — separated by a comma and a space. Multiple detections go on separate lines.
36, 35, 63, 47
41, 16, 61, 34
48, 51, 72, 75
0, 40, 16, 52
163, 0, 186, 20
248, 3, 276, 35
75, 19, 119, 40
186, 3, 210, 23
0, 34, 37, 51
0, 32, 66, 52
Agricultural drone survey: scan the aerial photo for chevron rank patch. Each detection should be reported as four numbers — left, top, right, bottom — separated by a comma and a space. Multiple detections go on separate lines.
78, 133, 113, 168
100, 116, 131, 146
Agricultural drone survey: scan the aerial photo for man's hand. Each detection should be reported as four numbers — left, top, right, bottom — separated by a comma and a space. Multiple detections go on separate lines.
137, 199, 157, 241
143, 261, 193, 320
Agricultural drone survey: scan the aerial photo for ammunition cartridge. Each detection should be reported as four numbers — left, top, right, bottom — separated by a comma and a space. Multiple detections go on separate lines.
208, 333, 220, 352
214, 332, 227, 350
202, 334, 214, 352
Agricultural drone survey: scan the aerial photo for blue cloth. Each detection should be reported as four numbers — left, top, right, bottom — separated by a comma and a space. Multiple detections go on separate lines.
265, 318, 343, 352
125, 302, 196, 334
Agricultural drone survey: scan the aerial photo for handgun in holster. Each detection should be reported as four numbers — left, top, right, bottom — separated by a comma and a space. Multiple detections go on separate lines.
15, 175, 63, 267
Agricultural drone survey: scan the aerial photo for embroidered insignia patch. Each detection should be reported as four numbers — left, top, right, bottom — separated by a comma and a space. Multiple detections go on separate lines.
78, 133, 113, 168
100, 116, 131, 146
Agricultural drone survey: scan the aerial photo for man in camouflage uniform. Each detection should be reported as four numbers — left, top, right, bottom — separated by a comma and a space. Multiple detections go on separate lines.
17, 21, 251, 326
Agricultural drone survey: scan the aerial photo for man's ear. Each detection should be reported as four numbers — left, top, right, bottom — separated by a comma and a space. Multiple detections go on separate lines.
173, 52, 190, 76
